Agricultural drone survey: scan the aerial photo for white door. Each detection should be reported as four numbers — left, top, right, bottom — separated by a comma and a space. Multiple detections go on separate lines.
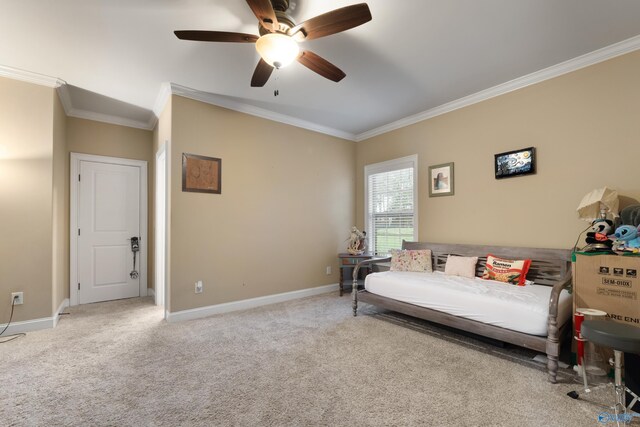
77, 160, 141, 304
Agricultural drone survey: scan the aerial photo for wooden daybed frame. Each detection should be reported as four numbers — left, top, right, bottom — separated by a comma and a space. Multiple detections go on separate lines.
351, 241, 573, 383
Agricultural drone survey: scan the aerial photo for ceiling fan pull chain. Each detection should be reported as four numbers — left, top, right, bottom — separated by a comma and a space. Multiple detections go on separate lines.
274, 70, 280, 97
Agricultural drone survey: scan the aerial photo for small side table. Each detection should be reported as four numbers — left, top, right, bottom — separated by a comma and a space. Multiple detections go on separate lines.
338, 253, 375, 296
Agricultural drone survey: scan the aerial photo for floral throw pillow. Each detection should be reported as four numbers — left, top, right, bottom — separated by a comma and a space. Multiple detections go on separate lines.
390, 249, 433, 272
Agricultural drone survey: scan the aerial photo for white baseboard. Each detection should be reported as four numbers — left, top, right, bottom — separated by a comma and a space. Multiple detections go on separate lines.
0, 298, 70, 335
53, 298, 70, 327
167, 283, 339, 323
0, 317, 52, 335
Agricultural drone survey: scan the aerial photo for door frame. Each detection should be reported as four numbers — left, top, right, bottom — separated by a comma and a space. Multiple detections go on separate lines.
70, 152, 148, 306
155, 144, 167, 315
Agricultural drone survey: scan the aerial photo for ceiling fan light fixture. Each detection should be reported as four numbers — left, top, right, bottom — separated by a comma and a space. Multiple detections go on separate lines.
255, 33, 299, 69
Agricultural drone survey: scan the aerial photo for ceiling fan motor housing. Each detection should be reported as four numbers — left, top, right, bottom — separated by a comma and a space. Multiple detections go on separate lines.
271, 0, 289, 12
258, 0, 295, 35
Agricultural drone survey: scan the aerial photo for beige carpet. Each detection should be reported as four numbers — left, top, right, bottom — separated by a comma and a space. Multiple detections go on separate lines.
0, 294, 629, 426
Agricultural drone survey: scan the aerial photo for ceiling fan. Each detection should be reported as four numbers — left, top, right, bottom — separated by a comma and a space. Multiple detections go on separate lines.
174, 0, 372, 87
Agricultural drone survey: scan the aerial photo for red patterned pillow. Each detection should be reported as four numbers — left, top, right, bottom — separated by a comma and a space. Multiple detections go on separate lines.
482, 254, 531, 286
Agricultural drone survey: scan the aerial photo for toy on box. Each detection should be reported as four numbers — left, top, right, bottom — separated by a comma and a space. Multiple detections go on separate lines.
620, 204, 640, 227
609, 224, 640, 253
607, 204, 640, 254
584, 219, 614, 251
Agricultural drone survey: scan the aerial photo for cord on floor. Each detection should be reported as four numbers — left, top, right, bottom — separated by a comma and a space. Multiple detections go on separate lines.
0, 296, 26, 343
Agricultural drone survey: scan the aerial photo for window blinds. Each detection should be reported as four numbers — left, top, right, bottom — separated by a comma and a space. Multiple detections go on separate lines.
367, 166, 414, 255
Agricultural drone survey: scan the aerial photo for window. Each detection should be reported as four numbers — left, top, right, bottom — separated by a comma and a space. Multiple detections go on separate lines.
364, 155, 418, 255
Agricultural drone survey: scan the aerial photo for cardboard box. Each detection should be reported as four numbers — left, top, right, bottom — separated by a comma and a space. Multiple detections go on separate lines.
573, 253, 640, 326
572, 253, 640, 375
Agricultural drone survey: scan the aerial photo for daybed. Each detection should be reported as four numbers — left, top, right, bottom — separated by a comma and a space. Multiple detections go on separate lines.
351, 241, 573, 383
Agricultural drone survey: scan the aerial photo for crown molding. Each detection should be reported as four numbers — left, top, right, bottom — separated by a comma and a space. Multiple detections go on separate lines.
6, 34, 640, 139
65, 108, 156, 130
153, 82, 173, 118
57, 84, 156, 130
56, 83, 73, 115
355, 34, 640, 142
0, 64, 66, 88
168, 83, 356, 141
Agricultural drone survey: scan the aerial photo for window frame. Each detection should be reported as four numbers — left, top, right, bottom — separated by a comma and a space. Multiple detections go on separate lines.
364, 154, 419, 255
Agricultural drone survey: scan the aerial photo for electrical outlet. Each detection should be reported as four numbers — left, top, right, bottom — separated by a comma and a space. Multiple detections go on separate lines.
195, 280, 203, 294
11, 292, 23, 305
326, 266, 332, 275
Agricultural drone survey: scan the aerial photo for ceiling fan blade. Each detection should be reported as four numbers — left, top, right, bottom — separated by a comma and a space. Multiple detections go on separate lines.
297, 50, 346, 82
251, 58, 274, 87
245, 0, 279, 32
174, 30, 258, 43
288, 3, 372, 41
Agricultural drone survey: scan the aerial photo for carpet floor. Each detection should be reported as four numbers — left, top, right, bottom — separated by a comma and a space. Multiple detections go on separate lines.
0, 293, 633, 426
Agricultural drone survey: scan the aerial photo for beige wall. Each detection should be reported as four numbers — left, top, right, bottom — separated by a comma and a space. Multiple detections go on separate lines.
356, 51, 640, 249
67, 117, 153, 161
52, 91, 68, 313
168, 95, 355, 312
0, 81, 154, 325
5, 48, 638, 323
0, 77, 54, 322
66, 117, 154, 294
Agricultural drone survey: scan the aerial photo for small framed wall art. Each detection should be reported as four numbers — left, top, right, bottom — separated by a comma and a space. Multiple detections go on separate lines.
182, 153, 222, 194
428, 162, 454, 197
494, 147, 536, 179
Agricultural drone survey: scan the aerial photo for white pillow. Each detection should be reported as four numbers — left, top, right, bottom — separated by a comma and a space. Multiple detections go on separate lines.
444, 255, 478, 278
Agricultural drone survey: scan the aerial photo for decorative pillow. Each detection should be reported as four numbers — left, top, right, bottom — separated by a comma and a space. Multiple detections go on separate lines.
444, 255, 478, 278
390, 249, 433, 272
482, 254, 532, 286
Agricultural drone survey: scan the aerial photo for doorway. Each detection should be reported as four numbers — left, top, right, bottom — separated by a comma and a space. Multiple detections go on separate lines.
70, 153, 148, 306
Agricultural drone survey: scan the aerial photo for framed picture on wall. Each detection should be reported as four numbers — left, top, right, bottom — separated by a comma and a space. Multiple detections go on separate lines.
428, 162, 454, 197
494, 147, 536, 179
182, 153, 222, 194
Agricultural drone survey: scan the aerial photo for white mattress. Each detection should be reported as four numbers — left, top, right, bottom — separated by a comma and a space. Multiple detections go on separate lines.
364, 271, 572, 336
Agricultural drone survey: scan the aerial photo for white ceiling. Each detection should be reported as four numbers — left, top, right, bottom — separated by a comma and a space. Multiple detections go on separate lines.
2, 0, 640, 140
